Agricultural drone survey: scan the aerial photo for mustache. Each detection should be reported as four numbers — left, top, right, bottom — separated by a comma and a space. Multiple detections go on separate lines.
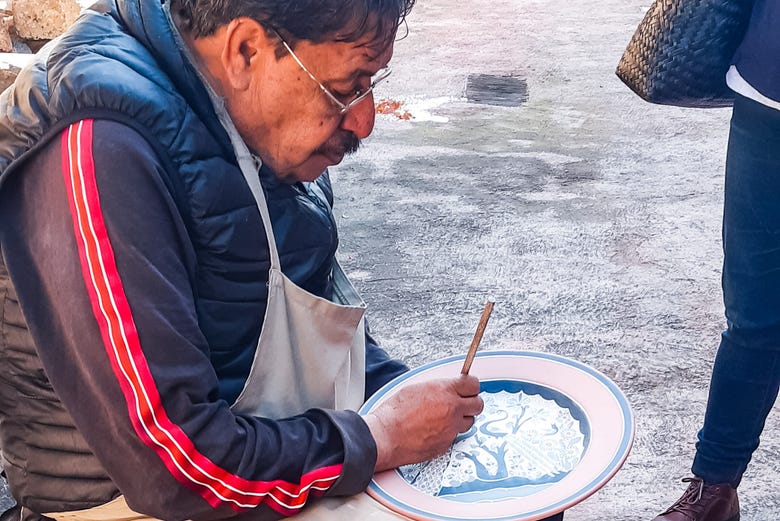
316, 132, 361, 157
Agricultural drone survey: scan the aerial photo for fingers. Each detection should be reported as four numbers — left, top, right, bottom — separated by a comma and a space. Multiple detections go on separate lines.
453, 374, 481, 397
462, 394, 484, 417
447, 376, 484, 417
456, 394, 483, 434
457, 415, 476, 433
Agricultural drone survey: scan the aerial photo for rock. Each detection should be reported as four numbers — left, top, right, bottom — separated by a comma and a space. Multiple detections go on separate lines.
0, 53, 33, 92
11, 0, 81, 40
0, 15, 12, 52
0, 64, 21, 92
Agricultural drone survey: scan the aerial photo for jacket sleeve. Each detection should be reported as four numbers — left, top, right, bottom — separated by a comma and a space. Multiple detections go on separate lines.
0, 119, 377, 520
364, 324, 409, 399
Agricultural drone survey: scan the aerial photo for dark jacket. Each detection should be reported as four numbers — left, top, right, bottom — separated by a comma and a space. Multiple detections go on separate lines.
0, 0, 406, 519
732, 0, 780, 102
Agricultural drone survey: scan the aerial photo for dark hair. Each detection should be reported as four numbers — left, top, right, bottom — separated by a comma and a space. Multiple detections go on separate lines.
170, 0, 415, 47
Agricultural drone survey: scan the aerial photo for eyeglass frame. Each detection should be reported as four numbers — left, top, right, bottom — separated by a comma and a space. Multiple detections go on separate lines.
269, 28, 392, 116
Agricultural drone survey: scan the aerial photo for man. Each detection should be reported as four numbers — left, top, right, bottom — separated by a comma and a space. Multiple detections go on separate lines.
653, 1, 780, 520
0, 1, 483, 520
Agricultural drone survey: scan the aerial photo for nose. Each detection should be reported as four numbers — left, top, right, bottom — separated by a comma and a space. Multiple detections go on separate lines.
339, 93, 376, 139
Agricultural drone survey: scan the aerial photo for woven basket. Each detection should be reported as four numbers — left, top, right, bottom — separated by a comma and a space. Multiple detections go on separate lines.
616, 0, 754, 108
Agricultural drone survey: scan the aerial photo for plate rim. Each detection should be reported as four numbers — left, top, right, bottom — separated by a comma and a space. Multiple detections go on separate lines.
359, 350, 635, 521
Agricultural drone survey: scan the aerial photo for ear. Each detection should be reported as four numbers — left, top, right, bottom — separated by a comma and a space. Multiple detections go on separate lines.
221, 17, 273, 91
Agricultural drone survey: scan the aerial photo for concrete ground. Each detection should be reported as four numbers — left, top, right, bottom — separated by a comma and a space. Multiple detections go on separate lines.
332, 0, 779, 520
2, 0, 778, 519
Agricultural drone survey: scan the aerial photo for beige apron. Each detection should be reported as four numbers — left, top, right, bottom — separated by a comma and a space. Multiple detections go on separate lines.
204, 44, 367, 416
228, 148, 367, 418
43, 493, 408, 521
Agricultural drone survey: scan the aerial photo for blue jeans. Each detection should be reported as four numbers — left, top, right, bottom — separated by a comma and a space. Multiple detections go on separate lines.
692, 94, 780, 486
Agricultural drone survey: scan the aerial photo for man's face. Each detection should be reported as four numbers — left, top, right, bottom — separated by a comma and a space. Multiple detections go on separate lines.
227, 28, 395, 183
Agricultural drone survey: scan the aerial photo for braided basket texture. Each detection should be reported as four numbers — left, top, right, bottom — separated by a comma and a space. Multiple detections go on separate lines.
616, 0, 754, 108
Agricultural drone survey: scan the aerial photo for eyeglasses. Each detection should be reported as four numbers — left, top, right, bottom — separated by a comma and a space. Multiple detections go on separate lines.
271, 28, 392, 116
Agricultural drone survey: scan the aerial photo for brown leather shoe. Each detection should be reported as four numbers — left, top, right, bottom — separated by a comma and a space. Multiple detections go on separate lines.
653, 477, 740, 521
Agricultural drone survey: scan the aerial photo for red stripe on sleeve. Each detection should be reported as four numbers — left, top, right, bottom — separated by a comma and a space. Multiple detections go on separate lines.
60, 120, 342, 515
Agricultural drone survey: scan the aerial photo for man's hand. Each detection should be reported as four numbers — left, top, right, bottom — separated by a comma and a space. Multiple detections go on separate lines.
363, 375, 484, 472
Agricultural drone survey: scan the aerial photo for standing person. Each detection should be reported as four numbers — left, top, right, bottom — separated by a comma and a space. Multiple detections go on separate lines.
653, 2, 780, 520
0, 1, 485, 520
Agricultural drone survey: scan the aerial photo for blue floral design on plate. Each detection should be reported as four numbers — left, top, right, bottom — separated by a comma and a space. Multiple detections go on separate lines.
398, 380, 590, 502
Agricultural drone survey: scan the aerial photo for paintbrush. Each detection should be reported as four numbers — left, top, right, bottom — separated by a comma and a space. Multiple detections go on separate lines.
460, 300, 495, 375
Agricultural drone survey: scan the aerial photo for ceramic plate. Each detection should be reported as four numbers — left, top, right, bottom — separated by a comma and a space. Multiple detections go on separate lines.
359, 351, 634, 521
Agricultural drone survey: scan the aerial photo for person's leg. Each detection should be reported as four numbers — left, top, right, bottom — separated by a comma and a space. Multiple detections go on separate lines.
692, 338, 780, 484
654, 95, 780, 521
692, 94, 780, 486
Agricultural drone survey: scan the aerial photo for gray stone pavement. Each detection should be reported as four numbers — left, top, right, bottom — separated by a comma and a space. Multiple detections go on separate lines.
332, 0, 779, 520
2, 0, 778, 520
